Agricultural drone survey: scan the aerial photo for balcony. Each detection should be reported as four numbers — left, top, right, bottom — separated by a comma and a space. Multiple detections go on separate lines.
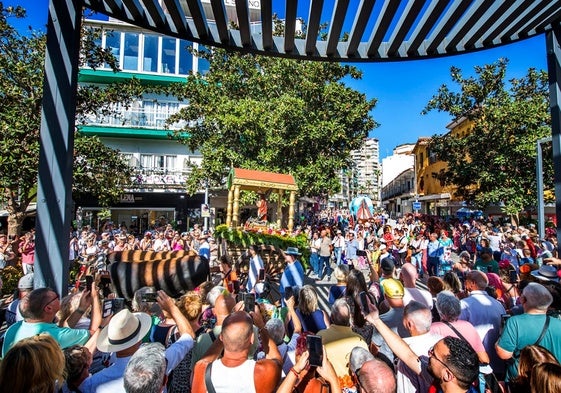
85, 107, 187, 131
128, 167, 191, 191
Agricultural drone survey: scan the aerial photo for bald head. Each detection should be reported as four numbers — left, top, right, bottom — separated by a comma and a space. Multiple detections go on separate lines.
358, 358, 397, 393
466, 270, 488, 290
214, 294, 236, 325
220, 311, 254, 353
400, 263, 418, 288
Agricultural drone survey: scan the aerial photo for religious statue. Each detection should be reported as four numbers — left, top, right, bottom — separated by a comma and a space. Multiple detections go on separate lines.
256, 193, 268, 221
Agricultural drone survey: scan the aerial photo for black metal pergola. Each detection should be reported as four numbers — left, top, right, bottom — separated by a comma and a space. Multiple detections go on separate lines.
36, 0, 561, 294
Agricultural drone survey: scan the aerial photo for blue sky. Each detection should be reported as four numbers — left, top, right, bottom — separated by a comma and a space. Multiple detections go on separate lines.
9, 0, 548, 158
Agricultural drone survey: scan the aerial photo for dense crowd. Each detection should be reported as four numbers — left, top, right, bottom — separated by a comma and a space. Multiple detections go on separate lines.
1, 213, 561, 393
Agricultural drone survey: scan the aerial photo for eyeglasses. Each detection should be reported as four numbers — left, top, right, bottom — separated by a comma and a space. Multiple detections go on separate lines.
428, 346, 454, 377
43, 293, 59, 309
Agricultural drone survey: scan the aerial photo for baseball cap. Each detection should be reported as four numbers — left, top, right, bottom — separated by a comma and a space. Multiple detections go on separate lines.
380, 256, 396, 273
18, 273, 34, 290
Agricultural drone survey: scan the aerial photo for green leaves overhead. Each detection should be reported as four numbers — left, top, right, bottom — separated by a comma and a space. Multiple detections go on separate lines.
0, 5, 148, 233
168, 49, 377, 196
424, 59, 552, 220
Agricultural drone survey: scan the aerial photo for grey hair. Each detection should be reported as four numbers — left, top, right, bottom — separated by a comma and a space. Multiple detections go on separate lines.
349, 346, 374, 374
523, 282, 553, 311
436, 290, 461, 322
403, 301, 432, 332
207, 286, 227, 307
265, 318, 285, 346
331, 298, 351, 326
124, 342, 167, 393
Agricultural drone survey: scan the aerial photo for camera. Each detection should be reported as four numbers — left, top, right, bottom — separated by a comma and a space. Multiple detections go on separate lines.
142, 292, 158, 302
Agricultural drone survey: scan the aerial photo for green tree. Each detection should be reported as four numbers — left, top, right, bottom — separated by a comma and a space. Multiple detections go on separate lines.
423, 59, 552, 222
0, 5, 158, 235
168, 48, 377, 198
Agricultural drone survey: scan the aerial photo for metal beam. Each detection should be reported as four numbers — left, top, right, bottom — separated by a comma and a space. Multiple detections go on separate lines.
444, 0, 495, 53
235, 0, 252, 47
305, 0, 324, 55
284, 1, 298, 53
35, 0, 82, 295
326, 0, 349, 56
162, 0, 190, 36
546, 26, 561, 255
481, 0, 534, 46
425, 0, 472, 55
260, 0, 273, 49
406, 0, 448, 56
346, 0, 375, 57
386, 0, 426, 57
366, 0, 400, 58
141, 0, 168, 30
463, 1, 512, 50
186, 0, 209, 40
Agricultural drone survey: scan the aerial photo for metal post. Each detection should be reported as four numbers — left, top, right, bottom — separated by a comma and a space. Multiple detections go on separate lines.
546, 27, 561, 254
204, 182, 209, 231
537, 137, 552, 240
34, 0, 82, 295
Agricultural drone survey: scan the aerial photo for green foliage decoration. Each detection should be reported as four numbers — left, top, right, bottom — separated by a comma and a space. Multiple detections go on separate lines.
214, 224, 310, 264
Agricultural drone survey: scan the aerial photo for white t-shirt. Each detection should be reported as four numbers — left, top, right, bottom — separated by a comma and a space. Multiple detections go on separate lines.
210, 359, 256, 393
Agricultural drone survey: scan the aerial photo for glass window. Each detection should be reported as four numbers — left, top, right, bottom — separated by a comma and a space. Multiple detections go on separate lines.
140, 154, 153, 170
123, 32, 139, 71
105, 31, 121, 68
178, 40, 193, 75
197, 45, 210, 75
143, 34, 158, 72
161, 37, 176, 74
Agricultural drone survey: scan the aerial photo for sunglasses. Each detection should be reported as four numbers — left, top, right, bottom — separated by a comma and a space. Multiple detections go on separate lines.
43, 293, 60, 309
428, 346, 455, 377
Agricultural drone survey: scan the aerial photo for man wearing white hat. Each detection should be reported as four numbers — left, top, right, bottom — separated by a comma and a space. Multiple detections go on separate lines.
80, 291, 194, 393
279, 247, 304, 302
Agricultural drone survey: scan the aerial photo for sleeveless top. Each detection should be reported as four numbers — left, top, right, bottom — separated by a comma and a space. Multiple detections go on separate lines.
210, 359, 256, 393
295, 309, 327, 333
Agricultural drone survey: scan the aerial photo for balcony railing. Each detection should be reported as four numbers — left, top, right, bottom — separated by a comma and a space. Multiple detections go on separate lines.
129, 167, 191, 189
85, 108, 187, 130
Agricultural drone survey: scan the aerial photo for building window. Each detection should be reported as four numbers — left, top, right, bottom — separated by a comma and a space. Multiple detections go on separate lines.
123, 32, 139, 71
143, 34, 159, 72
105, 31, 121, 68
197, 45, 211, 75
161, 37, 176, 74
178, 40, 193, 75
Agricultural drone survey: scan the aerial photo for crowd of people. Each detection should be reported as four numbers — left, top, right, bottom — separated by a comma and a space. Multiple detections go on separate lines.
1, 213, 561, 392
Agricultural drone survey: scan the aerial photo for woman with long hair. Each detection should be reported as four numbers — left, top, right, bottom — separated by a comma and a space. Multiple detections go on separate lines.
511, 345, 560, 393
290, 285, 330, 334
345, 269, 376, 344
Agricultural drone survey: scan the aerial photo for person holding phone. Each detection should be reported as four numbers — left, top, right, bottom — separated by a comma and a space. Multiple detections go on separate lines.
191, 311, 282, 393
316, 299, 369, 380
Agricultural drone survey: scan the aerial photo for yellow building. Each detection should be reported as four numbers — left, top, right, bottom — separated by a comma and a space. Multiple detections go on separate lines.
412, 117, 472, 216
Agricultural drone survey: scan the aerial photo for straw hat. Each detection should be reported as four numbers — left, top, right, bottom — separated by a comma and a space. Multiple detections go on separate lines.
97, 309, 152, 352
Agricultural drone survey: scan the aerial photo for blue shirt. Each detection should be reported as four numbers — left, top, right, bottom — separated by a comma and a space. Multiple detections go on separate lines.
280, 261, 304, 298
346, 239, 359, 259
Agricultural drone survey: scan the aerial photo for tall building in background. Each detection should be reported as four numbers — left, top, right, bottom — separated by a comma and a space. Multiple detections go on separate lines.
349, 138, 381, 206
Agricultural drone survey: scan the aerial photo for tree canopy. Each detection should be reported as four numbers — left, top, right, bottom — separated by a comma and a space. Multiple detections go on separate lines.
423, 59, 553, 219
0, 5, 154, 234
168, 48, 377, 197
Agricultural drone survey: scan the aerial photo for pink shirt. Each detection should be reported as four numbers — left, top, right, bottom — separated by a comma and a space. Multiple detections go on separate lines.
430, 320, 486, 353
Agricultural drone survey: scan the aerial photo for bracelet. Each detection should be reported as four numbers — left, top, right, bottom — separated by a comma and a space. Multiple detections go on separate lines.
290, 367, 301, 379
